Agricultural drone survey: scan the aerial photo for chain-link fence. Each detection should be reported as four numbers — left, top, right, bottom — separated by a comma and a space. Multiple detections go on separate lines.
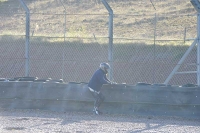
0, 0, 198, 85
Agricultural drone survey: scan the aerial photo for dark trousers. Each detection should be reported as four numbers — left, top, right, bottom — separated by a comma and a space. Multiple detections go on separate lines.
90, 91, 105, 109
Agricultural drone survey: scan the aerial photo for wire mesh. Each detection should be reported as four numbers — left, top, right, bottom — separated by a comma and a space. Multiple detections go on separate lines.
0, 0, 198, 85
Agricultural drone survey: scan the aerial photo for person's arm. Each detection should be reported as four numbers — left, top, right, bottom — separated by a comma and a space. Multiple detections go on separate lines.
104, 75, 111, 83
104, 74, 118, 84
98, 72, 111, 84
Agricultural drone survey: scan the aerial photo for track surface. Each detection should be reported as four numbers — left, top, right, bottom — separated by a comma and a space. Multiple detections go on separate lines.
0, 109, 200, 133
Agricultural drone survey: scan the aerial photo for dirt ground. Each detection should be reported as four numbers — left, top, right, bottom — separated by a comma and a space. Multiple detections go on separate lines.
0, 108, 199, 133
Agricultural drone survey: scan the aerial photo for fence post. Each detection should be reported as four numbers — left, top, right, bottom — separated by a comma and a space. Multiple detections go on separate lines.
101, 0, 113, 81
153, 13, 157, 83
164, 39, 197, 84
60, 0, 67, 80
197, 14, 200, 85
19, 0, 30, 77
184, 27, 186, 43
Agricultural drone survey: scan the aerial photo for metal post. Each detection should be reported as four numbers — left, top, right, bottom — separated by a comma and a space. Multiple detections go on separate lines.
170, 0, 200, 85
19, 0, 30, 77
197, 14, 200, 85
60, 0, 66, 79
60, 0, 66, 42
164, 39, 197, 84
184, 27, 186, 44
153, 13, 157, 83
101, 0, 113, 81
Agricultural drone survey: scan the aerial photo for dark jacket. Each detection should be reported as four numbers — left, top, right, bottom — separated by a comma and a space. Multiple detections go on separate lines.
88, 69, 111, 91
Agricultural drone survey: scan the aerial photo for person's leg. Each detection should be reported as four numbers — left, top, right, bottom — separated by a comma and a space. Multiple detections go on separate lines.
97, 92, 105, 108
90, 91, 105, 115
90, 91, 99, 114
90, 91, 99, 107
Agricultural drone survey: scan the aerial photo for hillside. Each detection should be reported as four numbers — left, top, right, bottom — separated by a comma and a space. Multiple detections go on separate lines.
0, 0, 197, 41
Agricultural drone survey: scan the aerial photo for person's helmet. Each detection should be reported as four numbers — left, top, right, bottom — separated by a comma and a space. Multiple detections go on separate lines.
100, 62, 110, 72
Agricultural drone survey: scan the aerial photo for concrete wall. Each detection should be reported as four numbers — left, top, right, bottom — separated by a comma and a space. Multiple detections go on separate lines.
0, 81, 199, 119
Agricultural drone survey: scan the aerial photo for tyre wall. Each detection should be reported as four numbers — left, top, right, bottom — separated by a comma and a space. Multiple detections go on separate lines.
0, 81, 199, 119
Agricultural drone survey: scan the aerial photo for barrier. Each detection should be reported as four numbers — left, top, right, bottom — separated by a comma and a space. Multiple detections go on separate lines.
0, 81, 199, 119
